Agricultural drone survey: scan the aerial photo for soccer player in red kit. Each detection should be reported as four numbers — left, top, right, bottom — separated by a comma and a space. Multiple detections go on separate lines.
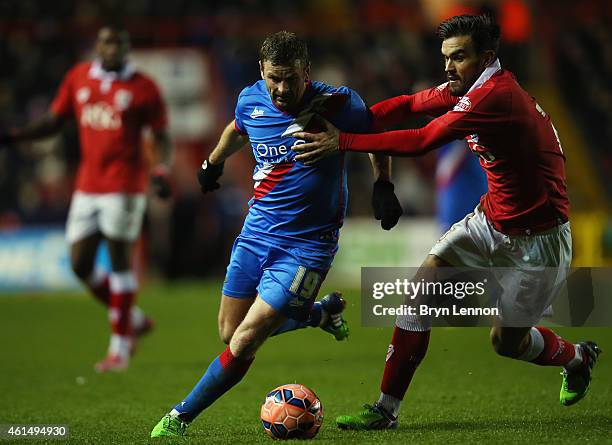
292, 15, 602, 429
1, 27, 171, 372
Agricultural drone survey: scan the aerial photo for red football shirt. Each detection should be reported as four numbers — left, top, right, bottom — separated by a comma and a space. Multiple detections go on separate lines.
340, 66, 569, 235
51, 61, 168, 193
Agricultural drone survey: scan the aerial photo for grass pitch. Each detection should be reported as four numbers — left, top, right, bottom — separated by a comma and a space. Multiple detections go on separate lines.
1, 281, 610, 444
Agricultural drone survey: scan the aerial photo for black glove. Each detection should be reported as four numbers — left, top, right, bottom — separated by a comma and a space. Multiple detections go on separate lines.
150, 166, 172, 199
197, 159, 224, 193
372, 180, 403, 230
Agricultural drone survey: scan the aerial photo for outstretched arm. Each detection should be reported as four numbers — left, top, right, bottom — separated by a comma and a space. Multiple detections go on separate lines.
370, 84, 458, 129
370, 95, 418, 129
292, 85, 463, 163
293, 111, 472, 163
339, 118, 461, 157
2, 112, 66, 144
1, 66, 78, 147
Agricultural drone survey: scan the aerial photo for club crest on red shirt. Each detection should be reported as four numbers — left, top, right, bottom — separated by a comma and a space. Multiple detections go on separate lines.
453, 96, 472, 112
114, 89, 133, 111
76, 87, 91, 104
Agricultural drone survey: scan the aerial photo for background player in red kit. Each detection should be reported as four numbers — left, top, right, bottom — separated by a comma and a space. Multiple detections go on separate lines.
292, 15, 602, 429
1, 26, 172, 372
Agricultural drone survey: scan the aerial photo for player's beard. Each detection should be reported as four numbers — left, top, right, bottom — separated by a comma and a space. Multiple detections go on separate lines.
448, 78, 466, 96
449, 66, 484, 96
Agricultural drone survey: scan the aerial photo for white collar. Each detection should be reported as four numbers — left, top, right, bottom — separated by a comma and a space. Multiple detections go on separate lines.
88, 59, 135, 82
466, 58, 501, 95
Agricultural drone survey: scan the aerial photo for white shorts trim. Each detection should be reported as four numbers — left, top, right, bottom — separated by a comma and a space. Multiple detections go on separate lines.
65, 192, 146, 244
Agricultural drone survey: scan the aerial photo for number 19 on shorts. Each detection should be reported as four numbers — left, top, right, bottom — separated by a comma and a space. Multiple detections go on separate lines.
289, 267, 322, 299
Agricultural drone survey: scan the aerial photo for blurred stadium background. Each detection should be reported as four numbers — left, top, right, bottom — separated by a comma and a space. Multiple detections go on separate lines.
0, 0, 611, 288
1, 2, 612, 443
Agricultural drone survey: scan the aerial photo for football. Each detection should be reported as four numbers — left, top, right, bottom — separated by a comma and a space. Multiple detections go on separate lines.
260, 384, 323, 440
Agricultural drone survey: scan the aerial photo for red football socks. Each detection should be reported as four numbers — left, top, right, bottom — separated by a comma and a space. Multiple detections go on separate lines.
380, 327, 431, 400
90, 276, 111, 305
108, 271, 138, 338
531, 327, 581, 368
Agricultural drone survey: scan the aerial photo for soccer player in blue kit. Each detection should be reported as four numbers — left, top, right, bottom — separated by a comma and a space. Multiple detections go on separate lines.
151, 31, 403, 437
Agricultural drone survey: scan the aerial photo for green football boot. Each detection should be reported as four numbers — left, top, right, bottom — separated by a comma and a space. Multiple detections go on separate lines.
336, 403, 398, 430
151, 413, 188, 438
560, 341, 602, 406
319, 292, 349, 341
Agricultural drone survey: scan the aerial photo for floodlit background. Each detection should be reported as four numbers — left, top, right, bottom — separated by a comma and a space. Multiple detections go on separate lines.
0, 2, 611, 444
1, 0, 611, 292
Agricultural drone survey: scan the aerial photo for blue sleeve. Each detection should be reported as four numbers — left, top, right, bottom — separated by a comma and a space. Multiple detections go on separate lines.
234, 88, 248, 134
332, 87, 372, 133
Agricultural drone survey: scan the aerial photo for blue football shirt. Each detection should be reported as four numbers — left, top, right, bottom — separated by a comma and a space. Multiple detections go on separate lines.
234, 80, 371, 253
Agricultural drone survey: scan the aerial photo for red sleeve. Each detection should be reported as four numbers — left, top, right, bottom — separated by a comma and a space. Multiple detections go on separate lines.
144, 81, 168, 132
340, 118, 458, 156
50, 67, 76, 118
342, 86, 507, 156
234, 119, 247, 135
370, 83, 459, 129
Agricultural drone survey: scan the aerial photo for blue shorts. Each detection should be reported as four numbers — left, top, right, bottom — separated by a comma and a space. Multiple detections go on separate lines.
222, 235, 334, 321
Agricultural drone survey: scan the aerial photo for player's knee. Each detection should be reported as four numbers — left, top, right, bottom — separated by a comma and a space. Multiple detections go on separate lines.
218, 311, 242, 345
218, 323, 235, 345
230, 334, 258, 359
220, 332, 231, 345
70, 256, 93, 281
230, 326, 267, 359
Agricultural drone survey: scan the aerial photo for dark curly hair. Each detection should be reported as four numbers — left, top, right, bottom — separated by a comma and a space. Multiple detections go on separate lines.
437, 15, 501, 55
